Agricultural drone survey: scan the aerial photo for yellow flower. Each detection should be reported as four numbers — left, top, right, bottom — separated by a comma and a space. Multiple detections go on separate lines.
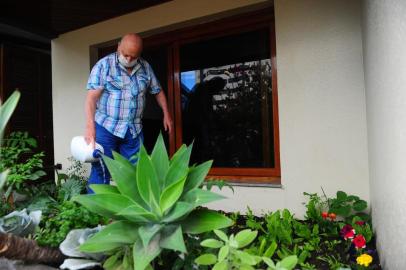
357, 253, 373, 267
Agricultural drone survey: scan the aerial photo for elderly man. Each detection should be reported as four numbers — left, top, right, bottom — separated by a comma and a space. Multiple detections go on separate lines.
85, 33, 172, 192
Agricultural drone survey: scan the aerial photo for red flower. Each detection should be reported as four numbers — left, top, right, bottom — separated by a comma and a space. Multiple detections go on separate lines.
321, 212, 328, 219
341, 224, 355, 240
353, 235, 366, 249
329, 213, 336, 221
355, 221, 365, 226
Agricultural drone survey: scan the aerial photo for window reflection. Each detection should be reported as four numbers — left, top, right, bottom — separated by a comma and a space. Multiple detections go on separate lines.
181, 59, 273, 168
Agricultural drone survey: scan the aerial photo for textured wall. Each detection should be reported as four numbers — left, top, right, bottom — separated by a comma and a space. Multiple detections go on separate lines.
362, 0, 406, 268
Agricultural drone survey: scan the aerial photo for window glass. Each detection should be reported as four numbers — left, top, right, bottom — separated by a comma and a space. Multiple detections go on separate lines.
180, 29, 274, 168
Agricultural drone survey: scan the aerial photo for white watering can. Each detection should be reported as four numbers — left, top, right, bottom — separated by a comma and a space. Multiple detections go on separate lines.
70, 136, 104, 163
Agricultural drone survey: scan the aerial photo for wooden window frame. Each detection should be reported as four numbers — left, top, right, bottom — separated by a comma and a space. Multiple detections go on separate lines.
96, 8, 280, 184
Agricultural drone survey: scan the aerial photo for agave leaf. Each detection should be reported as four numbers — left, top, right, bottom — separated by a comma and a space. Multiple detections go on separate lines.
162, 201, 194, 223
181, 209, 233, 234
0, 170, 8, 190
165, 144, 191, 187
79, 221, 139, 253
183, 160, 213, 193
133, 235, 161, 270
89, 184, 119, 194
159, 225, 186, 253
117, 205, 157, 222
182, 189, 225, 207
137, 145, 160, 206
104, 154, 146, 208
169, 144, 187, 164
73, 194, 135, 219
151, 133, 169, 189
159, 175, 187, 213
138, 224, 163, 248
0, 91, 20, 141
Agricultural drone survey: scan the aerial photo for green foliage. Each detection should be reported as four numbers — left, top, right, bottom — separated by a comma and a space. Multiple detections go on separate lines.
263, 209, 294, 246
0, 131, 46, 199
34, 201, 107, 247
263, 255, 298, 270
245, 207, 265, 233
304, 190, 370, 224
73, 134, 233, 270
195, 229, 263, 270
203, 179, 235, 193
303, 192, 327, 223
160, 232, 211, 270
57, 178, 85, 202
350, 216, 373, 243
317, 254, 348, 270
328, 191, 370, 223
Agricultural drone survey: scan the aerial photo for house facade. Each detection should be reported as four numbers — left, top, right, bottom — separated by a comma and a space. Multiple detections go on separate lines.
51, 1, 406, 268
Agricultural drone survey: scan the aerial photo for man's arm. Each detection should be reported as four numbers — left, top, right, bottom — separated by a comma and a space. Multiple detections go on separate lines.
85, 89, 103, 148
154, 91, 173, 135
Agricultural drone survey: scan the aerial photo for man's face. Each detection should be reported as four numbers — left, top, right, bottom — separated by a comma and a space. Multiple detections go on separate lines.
118, 41, 142, 63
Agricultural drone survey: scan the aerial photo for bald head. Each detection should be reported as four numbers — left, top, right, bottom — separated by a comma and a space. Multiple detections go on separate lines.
118, 33, 143, 64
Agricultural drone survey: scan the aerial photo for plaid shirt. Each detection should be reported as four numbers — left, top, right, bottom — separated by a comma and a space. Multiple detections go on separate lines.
87, 52, 161, 138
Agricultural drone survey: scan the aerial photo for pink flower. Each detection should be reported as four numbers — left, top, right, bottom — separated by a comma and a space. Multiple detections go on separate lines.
355, 221, 365, 226
340, 225, 355, 240
353, 235, 366, 249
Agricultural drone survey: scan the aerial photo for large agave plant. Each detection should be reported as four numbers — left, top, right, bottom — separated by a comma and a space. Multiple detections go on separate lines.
73, 134, 233, 270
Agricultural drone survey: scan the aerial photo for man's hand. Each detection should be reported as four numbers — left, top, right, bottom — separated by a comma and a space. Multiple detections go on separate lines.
163, 113, 173, 135
85, 125, 96, 149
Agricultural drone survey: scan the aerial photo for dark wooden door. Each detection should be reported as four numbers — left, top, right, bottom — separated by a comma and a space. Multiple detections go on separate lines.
0, 43, 54, 178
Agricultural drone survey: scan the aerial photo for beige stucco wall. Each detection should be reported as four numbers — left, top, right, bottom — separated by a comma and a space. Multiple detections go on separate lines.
362, 0, 406, 269
52, 0, 369, 217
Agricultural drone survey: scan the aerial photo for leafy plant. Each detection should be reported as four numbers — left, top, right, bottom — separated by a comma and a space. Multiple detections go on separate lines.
34, 201, 106, 247
263, 209, 294, 246
263, 255, 298, 270
160, 232, 212, 270
328, 191, 369, 223
351, 216, 373, 243
203, 179, 234, 193
57, 178, 84, 202
56, 156, 87, 187
303, 192, 328, 223
195, 229, 262, 270
73, 134, 233, 270
0, 131, 46, 200
317, 254, 348, 270
323, 239, 342, 252
245, 207, 265, 233
299, 262, 317, 270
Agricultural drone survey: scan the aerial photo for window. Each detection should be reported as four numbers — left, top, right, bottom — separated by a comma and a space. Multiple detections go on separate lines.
95, 8, 280, 184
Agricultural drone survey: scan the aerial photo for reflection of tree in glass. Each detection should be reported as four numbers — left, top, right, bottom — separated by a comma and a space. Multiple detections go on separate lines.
205, 60, 272, 168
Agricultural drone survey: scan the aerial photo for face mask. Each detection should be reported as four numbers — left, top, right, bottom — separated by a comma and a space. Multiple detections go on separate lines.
118, 53, 138, 68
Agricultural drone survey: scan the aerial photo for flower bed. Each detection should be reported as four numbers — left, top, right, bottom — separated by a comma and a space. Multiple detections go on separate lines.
0, 93, 381, 269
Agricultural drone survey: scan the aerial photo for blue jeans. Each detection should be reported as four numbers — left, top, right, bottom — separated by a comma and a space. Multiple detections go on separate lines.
87, 123, 143, 193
